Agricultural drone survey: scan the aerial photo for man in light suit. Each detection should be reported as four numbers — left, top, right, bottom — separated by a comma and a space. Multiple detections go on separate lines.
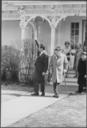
49, 47, 68, 98
31, 44, 48, 96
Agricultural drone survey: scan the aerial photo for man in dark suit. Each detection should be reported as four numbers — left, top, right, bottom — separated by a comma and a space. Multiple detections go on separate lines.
31, 44, 48, 96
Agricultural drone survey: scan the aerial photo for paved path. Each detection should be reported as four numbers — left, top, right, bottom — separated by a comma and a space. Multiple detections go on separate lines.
9, 94, 86, 127
1, 90, 67, 127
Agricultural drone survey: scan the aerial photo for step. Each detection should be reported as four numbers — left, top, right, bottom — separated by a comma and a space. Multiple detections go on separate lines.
62, 82, 78, 86
65, 78, 77, 82
66, 75, 76, 78
48, 81, 78, 86
67, 72, 75, 75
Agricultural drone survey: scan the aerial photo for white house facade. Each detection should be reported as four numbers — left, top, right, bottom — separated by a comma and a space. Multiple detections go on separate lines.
2, 0, 86, 56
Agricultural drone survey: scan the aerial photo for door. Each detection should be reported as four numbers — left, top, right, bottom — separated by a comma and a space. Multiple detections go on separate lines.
82, 20, 86, 44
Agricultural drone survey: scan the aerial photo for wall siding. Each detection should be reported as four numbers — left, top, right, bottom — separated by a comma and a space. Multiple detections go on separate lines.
2, 20, 21, 49
2, 16, 85, 54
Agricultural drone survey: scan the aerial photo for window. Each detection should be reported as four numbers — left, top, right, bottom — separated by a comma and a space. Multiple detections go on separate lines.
71, 22, 79, 48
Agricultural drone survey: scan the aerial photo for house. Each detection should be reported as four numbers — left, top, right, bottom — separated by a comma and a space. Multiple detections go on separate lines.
2, 0, 86, 81
2, 0, 86, 56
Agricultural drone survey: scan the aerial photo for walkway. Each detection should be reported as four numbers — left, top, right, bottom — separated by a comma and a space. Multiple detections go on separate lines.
1, 90, 67, 127
9, 93, 86, 127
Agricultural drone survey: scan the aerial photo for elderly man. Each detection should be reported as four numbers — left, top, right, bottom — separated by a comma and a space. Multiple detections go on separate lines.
31, 44, 48, 96
49, 46, 68, 98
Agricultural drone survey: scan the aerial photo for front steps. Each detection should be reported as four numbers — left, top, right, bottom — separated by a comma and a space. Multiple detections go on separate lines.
62, 69, 78, 86
48, 69, 78, 86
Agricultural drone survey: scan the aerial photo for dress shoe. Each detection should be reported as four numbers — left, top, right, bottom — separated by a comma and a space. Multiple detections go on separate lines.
75, 90, 82, 93
31, 93, 39, 96
53, 94, 59, 98
41, 93, 45, 96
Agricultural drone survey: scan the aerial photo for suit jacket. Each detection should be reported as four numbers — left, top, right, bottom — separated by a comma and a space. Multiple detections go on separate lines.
32, 52, 48, 82
78, 58, 86, 76
78, 58, 86, 85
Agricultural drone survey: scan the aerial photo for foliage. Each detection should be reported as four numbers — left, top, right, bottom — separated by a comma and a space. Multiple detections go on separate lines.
1, 39, 39, 84
1, 45, 20, 82
19, 39, 38, 83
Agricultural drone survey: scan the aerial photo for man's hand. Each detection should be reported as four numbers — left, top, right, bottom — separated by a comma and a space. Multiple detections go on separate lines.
63, 69, 67, 78
64, 69, 67, 73
42, 72, 46, 76
84, 75, 87, 78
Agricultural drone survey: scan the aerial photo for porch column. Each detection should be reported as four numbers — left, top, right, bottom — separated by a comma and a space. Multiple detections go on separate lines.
50, 16, 66, 56
21, 28, 25, 48
34, 22, 38, 41
20, 22, 25, 51
50, 25, 56, 56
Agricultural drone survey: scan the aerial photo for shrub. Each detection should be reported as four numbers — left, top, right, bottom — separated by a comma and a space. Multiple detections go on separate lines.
19, 39, 38, 84
1, 45, 20, 82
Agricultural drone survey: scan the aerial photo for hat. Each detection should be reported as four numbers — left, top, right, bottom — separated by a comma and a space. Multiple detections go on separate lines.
55, 46, 61, 51
82, 51, 87, 55
65, 41, 70, 45
40, 44, 45, 50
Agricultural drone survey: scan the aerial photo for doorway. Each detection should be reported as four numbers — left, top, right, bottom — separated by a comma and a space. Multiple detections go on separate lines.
82, 20, 86, 44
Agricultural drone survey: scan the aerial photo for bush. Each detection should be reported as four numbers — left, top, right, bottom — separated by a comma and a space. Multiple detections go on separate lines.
1, 45, 20, 82
19, 39, 37, 83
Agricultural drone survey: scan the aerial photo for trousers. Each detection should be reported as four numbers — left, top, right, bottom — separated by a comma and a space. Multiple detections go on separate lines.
53, 81, 60, 95
33, 76, 45, 94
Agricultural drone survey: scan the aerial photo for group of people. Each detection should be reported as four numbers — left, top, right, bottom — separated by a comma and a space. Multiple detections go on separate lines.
62, 41, 87, 94
31, 41, 86, 98
74, 42, 87, 93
